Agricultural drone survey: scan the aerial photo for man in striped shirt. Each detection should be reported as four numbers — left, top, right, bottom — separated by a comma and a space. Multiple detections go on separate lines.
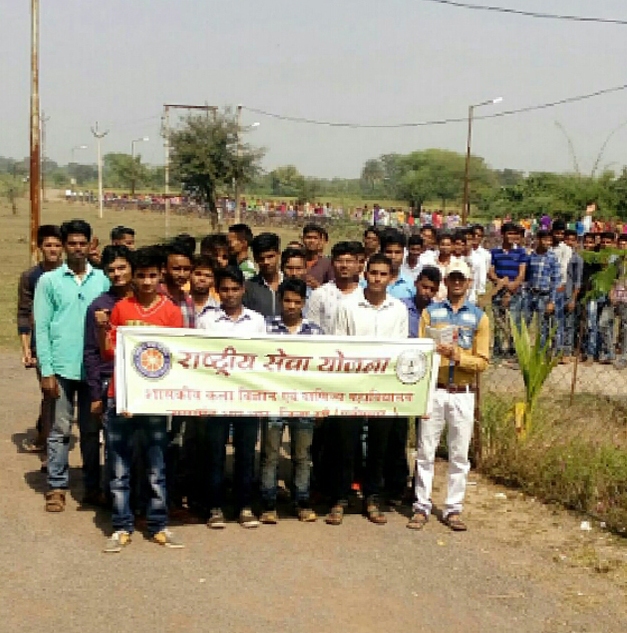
523, 230, 560, 347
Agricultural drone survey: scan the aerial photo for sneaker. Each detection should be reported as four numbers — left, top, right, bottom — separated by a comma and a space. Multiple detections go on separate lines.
615, 358, 627, 370
151, 529, 185, 548
207, 508, 226, 529
238, 508, 260, 528
260, 509, 279, 524
103, 530, 131, 553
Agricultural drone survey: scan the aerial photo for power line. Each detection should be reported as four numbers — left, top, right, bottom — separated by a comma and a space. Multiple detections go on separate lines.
419, 0, 627, 26
242, 83, 627, 129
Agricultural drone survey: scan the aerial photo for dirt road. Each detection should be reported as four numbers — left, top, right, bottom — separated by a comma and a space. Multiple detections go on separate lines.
1, 353, 625, 633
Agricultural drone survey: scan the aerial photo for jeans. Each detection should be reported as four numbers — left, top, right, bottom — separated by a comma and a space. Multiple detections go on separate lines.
35, 366, 55, 442
106, 402, 168, 535
492, 291, 522, 358
554, 290, 566, 353
327, 417, 362, 506
522, 291, 552, 347
585, 298, 602, 358
414, 388, 475, 518
599, 302, 616, 361
562, 300, 579, 356
261, 418, 314, 505
47, 376, 100, 492
206, 417, 259, 511
618, 304, 627, 361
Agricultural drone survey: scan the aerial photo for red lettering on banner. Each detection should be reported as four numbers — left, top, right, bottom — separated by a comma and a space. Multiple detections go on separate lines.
177, 347, 257, 376
264, 348, 313, 372
317, 351, 390, 374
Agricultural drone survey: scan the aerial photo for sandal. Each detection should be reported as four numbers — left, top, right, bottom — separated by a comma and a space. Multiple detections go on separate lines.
297, 507, 317, 523
407, 512, 428, 530
22, 437, 45, 453
325, 505, 344, 526
365, 503, 387, 525
445, 513, 467, 532
45, 490, 66, 513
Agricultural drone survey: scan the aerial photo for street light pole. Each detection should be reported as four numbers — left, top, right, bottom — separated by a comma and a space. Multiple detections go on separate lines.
461, 97, 503, 226
91, 122, 109, 219
130, 136, 149, 197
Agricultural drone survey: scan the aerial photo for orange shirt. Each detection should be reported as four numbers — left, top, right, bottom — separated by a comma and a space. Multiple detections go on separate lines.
105, 295, 183, 398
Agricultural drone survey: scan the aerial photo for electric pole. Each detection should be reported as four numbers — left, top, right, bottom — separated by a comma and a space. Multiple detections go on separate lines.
234, 104, 243, 223
91, 122, 109, 219
40, 110, 50, 202
29, 0, 41, 264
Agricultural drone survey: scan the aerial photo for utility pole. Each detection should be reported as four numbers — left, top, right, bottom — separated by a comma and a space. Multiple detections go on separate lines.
29, 0, 41, 264
91, 122, 109, 219
163, 105, 171, 238
40, 110, 50, 202
234, 104, 243, 224
162, 103, 218, 237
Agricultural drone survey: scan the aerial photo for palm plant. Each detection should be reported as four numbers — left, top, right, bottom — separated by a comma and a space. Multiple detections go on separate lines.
509, 314, 560, 440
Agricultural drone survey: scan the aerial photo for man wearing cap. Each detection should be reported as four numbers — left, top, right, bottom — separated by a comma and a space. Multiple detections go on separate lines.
408, 260, 489, 532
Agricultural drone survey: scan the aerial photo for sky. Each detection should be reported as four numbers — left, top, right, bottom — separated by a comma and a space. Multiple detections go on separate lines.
2, 0, 627, 178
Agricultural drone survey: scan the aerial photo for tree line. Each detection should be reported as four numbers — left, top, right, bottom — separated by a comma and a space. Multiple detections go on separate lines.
3, 105, 627, 219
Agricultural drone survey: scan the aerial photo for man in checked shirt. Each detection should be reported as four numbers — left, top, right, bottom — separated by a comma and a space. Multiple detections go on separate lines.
260, 278, 324, 524
522, 230, 560, 348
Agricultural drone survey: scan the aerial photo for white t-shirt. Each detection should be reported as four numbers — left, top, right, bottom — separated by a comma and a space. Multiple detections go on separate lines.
332, 291, 408, 338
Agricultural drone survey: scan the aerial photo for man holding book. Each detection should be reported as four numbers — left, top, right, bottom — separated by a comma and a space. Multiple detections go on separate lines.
409, 260, 489, 532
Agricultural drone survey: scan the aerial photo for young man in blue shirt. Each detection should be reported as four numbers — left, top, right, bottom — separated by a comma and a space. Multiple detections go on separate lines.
488, 222, 528, 363
34, 220, 110, 513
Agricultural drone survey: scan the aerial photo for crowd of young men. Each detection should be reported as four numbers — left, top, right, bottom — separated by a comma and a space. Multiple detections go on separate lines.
20, 213, 625, 553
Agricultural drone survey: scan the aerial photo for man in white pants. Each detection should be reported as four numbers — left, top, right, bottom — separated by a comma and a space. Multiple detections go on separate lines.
409, 260, 489, 532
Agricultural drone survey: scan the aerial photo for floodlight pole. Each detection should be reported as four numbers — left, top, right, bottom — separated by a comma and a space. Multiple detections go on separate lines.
91, 122, 109, 219
461, 97, 503, 226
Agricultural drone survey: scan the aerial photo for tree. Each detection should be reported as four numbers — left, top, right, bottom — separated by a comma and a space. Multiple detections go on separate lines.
269, 165, 305, 197
103, 153, 148, 191
360, 159, 384, 193
0, 170, 27, 214
169, 108, 265, 219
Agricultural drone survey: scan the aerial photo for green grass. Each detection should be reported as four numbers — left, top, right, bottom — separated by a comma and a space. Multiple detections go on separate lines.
479, 391, 627, 535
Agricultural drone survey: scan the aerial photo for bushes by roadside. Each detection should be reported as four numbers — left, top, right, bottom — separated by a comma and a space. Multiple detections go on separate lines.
478, 392, 627, 535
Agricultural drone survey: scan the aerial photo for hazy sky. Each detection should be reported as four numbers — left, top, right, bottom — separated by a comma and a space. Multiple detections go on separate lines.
2, 0, 627, 178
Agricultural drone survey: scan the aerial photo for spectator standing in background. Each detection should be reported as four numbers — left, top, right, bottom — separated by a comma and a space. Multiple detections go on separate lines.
17, 225, 63, 455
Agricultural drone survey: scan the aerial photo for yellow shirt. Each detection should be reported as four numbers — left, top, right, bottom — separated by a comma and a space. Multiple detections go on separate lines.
419, 305, 490, 386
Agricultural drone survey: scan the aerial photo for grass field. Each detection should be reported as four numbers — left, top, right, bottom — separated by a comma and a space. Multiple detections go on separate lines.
0, 198, 365, 350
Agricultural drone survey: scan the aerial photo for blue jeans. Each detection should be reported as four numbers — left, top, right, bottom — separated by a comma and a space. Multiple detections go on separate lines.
261, 418, 314, 505
522, 291, 552, 347
206, 417, 259, 511
585, 299, 602, 358
599, 303, 616, 361
47, 376, 100, 492
106, 402, 168, 535
562, 300, 579, 356
554, 291, 566, 353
